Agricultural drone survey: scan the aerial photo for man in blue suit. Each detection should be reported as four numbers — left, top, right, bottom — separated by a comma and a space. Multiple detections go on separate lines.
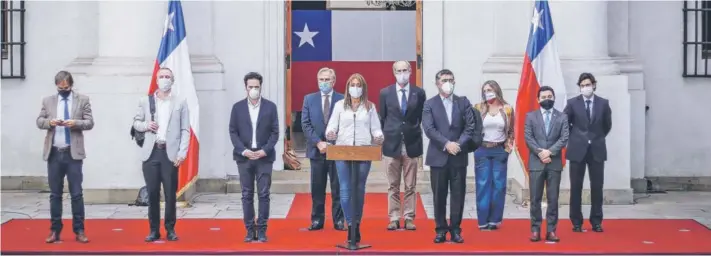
422, 69, 481, 244
229, 72, 280, 243
301, 67, 346, 231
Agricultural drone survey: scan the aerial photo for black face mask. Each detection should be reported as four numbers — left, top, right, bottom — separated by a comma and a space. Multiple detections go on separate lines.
58, 89, 71, 98
539, 99, 554, 110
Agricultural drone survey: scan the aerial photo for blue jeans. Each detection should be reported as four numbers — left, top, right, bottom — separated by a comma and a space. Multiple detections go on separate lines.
336, 161, 371, 226
474, 145, 509, 227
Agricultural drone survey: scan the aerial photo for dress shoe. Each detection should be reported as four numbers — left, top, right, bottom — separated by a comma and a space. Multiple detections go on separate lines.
145, 231, 161, 242
450, 232, 464, 243
488, 224, 499, 230
387, 220, 400, 231
166, 230, 179, 241
307, 221, 324, 231
347, 224, 353, 243
529, 232, 541, 242
572, 225, 584, 232
244, 229, 256, 242
355, 223, 361, 243
45, 231, 60, 243
404, 219, 416, 230
334, 220, 346, 231
592, 225, 604, 232
257, 229, 268, 242
75, 231, 89, 243
546, 232, 560, 242
433, 232, 447, 243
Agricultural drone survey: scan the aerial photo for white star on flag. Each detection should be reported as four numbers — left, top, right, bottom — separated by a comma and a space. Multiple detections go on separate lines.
531, 8, 544, 34
294, 23, 319, 48
163, 12, 175, 36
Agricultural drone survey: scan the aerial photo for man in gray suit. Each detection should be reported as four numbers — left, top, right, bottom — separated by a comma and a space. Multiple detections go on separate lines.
36, 70, 94, 243
132, 67, 190, 242
523, 86, 569, 243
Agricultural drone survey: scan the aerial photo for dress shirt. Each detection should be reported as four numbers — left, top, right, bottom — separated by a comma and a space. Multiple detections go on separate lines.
584, 95, 595, 119
321, 90, 333, 110
154, 92, 172, 143
53, 93, 73, 147
441, 94, 453, 125
398, 83, 410, 107
326, 100, 383, 146
248, 98, 261, 149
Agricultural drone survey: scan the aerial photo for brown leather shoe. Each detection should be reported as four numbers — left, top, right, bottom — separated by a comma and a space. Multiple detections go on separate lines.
404, 219, 416, 230
546, 232, 560, 242
387, 221, 400, 231
75, 232, 89, 243
529, 232, 541, 242
45, 231, 60, 243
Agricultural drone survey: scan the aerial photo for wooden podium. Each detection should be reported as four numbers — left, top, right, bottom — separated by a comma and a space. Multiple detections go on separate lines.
326, 145, 382, 251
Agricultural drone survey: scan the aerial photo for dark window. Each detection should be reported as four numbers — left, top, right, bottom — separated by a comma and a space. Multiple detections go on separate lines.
683, 0, 711, 77
1, 0, 26, 79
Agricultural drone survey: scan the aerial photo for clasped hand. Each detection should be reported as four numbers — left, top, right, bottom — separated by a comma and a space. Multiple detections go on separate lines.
538, 149, 552, 164
50, 119, 76, 128
244, 150, 267, 160
325, 130, 337, 141
372, 135, 384, 145
445, 141, 461, 155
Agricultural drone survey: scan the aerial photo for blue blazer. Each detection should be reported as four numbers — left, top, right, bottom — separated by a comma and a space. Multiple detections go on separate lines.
422, 95, 476, 168
229, 98, 280, 163
301, 91, 344, 160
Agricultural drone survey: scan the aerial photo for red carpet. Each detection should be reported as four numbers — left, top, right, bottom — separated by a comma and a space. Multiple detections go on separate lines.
287, 192, 428, 219
2, 193, 711, 255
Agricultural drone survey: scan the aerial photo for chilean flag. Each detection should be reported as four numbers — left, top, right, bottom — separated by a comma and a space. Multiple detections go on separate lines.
514, 0, 566, 177
290, 10, 416, 110
148, 0, 200, 197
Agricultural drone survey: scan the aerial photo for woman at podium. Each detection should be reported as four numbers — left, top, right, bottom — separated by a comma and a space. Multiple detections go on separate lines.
325, 73, 384, 244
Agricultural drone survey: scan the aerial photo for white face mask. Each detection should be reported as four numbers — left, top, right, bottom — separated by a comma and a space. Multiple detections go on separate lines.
396, 72, 410, 85
581, 86, 594, 97
441, 82, 454, 95
484, 92, 496, 101
248, 88, 261, 99
157, 78, 173, 91
348, 86, 363, 98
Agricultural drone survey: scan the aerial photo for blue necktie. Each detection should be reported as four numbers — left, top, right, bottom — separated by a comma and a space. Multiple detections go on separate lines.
400, 89, 407, 116
62, 97, 71, 145
544, 111, 551, 136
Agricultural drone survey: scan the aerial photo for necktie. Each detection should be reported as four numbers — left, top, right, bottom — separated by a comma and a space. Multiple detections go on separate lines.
400, 89, 407, 116
585, 100, 592, 123
544, 111, 551, 136
323, 94, 330, 124
62, 97, 71, 145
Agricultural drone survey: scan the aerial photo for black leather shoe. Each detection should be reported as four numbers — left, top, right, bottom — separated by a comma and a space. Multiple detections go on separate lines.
450, 232, 464, 243
433, 232, 447, 243
572, 225, 584, 232
244, 229, 256, 242
307, 221, 324, 231
592, 225, 604, 232
488, 224, 499, 230
166, 230, 179, 241
145, 231, 161, 242
530, 232, 541, 242
334, 220, 346, 231
546, 232, 560, 242
257, 229, 268, 242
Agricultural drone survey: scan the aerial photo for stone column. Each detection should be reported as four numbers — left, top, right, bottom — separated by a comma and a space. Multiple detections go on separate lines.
261, 0, 286, 171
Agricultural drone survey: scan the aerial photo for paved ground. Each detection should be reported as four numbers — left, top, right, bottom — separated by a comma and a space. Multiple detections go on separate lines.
2, 191, 711, 228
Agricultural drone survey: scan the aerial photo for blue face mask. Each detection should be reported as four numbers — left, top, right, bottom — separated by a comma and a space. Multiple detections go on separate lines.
319, 81, 332, 93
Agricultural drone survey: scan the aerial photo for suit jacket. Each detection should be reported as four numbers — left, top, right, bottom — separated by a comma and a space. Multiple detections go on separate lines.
422, 95, 477, 168
524, 109, 569, 171
378, 84, 426, 158
563, 95, 612, 162
36, 92, 94, 161
132, 95, 190, 162
229, 98, 280, 163
301, 91, 344, 160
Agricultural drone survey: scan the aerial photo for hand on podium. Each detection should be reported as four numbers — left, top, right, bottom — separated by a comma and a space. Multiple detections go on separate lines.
372, 135, 384, 145
326, 130, 337, 140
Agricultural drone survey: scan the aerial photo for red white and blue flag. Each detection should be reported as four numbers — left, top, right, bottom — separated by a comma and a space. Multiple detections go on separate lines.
148, 0, 200, 197
290, 10, 416, 110
514, 0, 566, 176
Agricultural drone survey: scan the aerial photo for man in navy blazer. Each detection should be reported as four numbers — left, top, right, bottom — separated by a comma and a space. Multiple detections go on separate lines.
422, 69, 480, 244
229, 72, 280, 243
378, 61, 426, 231
301, 67, 346, 231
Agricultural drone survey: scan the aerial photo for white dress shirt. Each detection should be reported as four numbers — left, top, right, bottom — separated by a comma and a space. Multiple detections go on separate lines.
248, 98, 261, 149
397, 83, 410, 107
321, 90, 333, 110
53, 93, 73, 147
584, 95, 594, 119
154, 92, 172, 143
441, 95, 453, 125
326, 100, 383, 146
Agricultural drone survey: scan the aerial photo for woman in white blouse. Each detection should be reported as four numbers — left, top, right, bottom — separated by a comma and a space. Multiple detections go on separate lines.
325, 73, 384, 244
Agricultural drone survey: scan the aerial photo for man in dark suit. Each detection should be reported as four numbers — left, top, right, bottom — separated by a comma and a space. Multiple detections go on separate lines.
301, 67, 345, 231
422, 69, 480, 244
523, 86, 569, 243
229, 72, 280, 242
563, 72, 612, 233
378, 61, 426, 231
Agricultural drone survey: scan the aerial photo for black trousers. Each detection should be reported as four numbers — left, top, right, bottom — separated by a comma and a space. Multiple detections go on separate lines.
142, 146, 178, 232
569, 148, 605, 226
309, 158, 343, 225
237, 159, 272, 231
430, 165, 467, 234
47, 147, 85, 234
529, 169, 562, 233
